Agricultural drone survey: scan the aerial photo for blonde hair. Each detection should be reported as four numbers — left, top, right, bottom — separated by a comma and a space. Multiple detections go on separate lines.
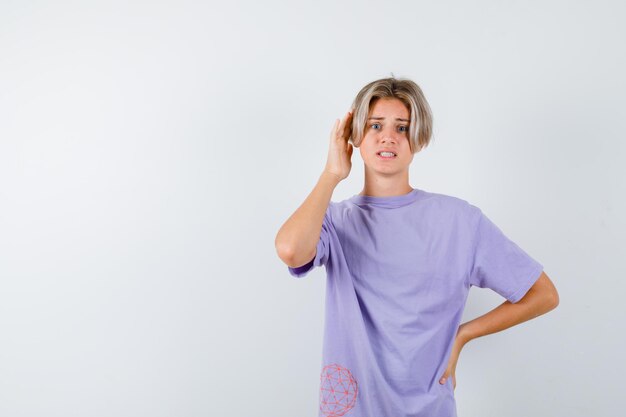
349, 76, 433, 154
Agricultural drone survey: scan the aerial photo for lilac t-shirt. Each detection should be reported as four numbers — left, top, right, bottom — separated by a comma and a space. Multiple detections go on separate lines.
288, 188, 543, 417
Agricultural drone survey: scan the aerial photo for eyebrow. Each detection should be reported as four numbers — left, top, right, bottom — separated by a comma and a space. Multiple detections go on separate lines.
367, 116, 410, 122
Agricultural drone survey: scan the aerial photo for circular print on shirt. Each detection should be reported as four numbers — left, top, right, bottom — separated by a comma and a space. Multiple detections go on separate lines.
319, 363, 358, 416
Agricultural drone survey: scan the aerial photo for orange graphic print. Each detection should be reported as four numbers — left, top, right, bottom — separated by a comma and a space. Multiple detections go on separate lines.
319, 363, 358, 416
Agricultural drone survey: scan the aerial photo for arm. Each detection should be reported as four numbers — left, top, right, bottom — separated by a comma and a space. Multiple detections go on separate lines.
275, 110, 354, 268
275, 171, 341, 268
459, 271, 559, 344
439, 271, 559, 387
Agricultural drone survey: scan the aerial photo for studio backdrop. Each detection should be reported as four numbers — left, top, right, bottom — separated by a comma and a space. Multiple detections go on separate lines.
0, 1, 624, 416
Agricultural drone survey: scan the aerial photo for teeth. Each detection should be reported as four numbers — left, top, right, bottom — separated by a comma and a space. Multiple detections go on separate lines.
379, 152, 396, 157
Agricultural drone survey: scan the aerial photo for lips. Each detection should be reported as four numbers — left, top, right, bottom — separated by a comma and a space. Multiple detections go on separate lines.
376, 150, 397, 159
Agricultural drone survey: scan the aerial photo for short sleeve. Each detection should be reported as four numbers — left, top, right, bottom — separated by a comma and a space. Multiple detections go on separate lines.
468, 207, 544, 303
287, 207, 332, 278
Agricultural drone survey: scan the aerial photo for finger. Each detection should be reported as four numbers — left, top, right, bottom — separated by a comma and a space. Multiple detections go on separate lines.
331, 119, 339, 137
344, 119, 353, 141
337, 112, 349, 136
340, 112, 352, 140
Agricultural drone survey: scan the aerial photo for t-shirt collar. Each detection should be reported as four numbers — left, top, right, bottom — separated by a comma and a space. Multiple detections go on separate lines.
349, 188, 421, 208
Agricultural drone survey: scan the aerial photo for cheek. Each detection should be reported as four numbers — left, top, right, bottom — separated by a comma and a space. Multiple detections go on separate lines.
358, 140, 371, 155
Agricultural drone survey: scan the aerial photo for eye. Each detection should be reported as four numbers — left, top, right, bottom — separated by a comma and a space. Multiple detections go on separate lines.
398, 125, 408, 132
371, 123, 381, 130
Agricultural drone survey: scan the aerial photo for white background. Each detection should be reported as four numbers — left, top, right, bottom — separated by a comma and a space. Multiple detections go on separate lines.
1, 1, 624, 416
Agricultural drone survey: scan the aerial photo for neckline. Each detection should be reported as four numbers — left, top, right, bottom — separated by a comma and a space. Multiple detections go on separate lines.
349, 188, 422, 208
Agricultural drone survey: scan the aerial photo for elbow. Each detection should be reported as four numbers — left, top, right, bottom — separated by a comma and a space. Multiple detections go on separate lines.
535, 271, 559, 311
275, 236, 295, 266
278, 247, 316, 269
274, 227, 293, 260
275, 241, 316, 269
548, 288, 560, 310
274, 240, 301, 268
539, 288, 559, 313
546, 277, 560, 310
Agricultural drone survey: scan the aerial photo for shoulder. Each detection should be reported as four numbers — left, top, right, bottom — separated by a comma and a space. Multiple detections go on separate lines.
419, 189, 478, 213
323, 197, 371, 227
325, 199, 353, 222
417, 190, 487, 233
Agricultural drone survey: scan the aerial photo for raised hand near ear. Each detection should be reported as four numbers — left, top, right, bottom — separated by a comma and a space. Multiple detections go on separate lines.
324, 110, 354, 182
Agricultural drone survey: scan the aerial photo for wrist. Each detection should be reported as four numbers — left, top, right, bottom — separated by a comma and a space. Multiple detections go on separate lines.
320, 170, 342, 185
458, 322, 475, 345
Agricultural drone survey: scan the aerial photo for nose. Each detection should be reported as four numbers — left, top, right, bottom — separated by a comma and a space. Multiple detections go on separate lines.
380, 135, 398, 145
379, 126, 400, 144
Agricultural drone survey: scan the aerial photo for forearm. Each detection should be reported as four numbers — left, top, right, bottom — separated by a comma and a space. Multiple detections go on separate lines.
459, 276, 558, 344
275, 171, 341, 267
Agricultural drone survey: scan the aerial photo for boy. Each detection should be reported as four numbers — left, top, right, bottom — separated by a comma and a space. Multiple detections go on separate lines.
275, 77, 559, 417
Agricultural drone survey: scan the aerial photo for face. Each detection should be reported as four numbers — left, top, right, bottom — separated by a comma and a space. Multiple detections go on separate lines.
358, 97, 414, 176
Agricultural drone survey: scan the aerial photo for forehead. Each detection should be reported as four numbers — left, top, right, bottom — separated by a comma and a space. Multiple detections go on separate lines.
368, 97, 410, 120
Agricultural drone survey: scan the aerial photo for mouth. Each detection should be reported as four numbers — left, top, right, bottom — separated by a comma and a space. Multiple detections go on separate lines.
376, 151, 397, 159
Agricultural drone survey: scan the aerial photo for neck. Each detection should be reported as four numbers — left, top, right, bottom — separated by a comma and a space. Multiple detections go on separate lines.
359, 169, 413, 197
